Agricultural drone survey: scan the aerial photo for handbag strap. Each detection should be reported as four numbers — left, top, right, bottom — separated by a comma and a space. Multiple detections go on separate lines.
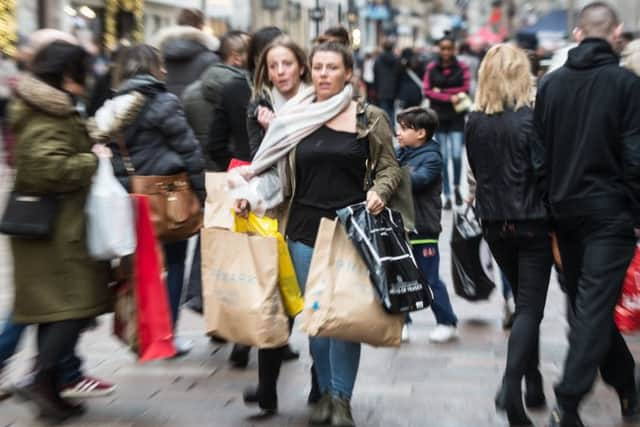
406, 69, 423, 91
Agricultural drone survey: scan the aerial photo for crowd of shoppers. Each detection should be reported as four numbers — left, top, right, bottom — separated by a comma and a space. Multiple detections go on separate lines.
0, 3, 639, 427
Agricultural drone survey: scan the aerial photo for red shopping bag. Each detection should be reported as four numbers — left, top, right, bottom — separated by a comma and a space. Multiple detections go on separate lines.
615, 244, 640, 334
113, 195, 176, 361
227, 158, 251, 170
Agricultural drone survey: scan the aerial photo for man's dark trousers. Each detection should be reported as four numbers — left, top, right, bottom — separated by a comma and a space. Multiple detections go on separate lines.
554, 210, 637, 413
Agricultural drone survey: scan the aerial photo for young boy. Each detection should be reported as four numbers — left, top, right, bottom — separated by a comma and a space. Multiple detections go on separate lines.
395, 107, 459, 343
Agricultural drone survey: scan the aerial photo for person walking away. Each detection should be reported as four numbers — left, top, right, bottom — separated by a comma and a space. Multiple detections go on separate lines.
240, 36, 311, 415
396, 48, 425, 112
90, 44, 205, 357
373, 38, 400, 124
154, 8, 219, 98
533, 3, 640, 426
235, 41, 401, 427
466, 43, 552, 427
7, 41, 114, 422
423, 34, 470, 209
395, 107, 459, 344
457, 42, 479, 98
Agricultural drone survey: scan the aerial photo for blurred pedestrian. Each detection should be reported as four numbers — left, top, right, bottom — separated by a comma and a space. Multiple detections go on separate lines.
396, 48, 425, 111
154, 8, 219, 97
315, 26, 351, 47
241, 36, 311, 415
8, 40, 114, 422
466, 43, 551, 427
534, 3, 640, 426
247, 27, 283, 78
423, 34, 470, 210
373, 38, 400, 124
396, 107, 459, 344
457, 42, 479, 97
91, 44, 205, 357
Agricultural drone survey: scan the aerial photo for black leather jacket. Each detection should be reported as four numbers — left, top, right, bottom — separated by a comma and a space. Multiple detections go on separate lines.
465, 107, 547, 222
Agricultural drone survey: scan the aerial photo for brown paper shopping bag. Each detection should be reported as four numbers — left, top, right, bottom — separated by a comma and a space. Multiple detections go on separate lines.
299, 218, 403, 347
201, 228, 289, 348
204, 172, 235, 229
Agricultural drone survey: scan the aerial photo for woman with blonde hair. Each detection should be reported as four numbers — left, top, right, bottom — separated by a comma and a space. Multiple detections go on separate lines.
465, 43, 552, 427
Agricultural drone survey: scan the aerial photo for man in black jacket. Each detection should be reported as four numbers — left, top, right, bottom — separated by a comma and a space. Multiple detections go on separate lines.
374, 39, 400, 125
534, 3, 640, 426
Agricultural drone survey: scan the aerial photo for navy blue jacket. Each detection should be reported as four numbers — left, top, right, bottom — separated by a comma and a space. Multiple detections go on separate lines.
396, 139, 443, 238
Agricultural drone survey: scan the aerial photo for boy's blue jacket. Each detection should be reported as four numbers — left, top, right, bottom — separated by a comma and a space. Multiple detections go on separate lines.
396, 139, 443, 239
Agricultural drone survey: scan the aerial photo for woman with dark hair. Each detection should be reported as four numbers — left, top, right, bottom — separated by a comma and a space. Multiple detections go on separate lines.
423, 34, 470, 209
89, 44, 205, 356
247, 26, 284, 77
234, 41, 401, 427
8, 41, 114, 421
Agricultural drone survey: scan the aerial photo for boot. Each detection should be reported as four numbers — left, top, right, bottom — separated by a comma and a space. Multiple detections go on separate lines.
309, 393, 332, 425
229, 344, 250, 369
525, 370, 547, 409
495, 378, 533, 427
331, 396, 355, 427
243, 385, 277, 415
13, 369, 80, 422
547, 405, 585, 427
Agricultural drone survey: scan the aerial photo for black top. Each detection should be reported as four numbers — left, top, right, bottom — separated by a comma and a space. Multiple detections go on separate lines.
466, 107, 547, 223
286, 125, 368, 246
534, 38, 640, 224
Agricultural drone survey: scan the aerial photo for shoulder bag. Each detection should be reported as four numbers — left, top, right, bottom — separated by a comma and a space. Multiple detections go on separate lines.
0, 191, 60, 239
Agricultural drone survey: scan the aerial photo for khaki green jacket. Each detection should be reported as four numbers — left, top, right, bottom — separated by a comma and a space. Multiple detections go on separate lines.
278, 98, 402, 233
8, 76, 113, 323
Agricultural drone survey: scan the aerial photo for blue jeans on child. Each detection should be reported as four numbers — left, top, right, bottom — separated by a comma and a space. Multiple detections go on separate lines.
0, 315, 82, 386
288, 240, 361, 400
412, 241, 458, 326
435, 131, 464, 198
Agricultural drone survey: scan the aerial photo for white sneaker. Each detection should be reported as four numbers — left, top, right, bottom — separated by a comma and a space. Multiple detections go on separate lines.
173, 336, 193, 357
401, 325, 410, 343
428, 325, 458, 343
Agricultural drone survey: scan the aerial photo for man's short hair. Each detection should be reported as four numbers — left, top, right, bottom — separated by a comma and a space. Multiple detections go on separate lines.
577, 2, 619, 38
396, 107, 439, 139
178, 8, 204, 29
219, 30, 249, 61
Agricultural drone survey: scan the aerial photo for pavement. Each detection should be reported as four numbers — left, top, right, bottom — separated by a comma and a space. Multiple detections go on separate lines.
0, 157, 639, 427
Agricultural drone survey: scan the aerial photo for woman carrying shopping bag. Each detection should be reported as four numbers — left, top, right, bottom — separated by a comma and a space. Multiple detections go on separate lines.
233, 41, 401, 427
90, 44, 205, 356
465, 44, 551, 427
4, 40, 113, 421
241, 36, 310, 414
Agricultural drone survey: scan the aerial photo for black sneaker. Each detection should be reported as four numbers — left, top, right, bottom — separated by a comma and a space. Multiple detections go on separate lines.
229, 344, 250, 369
547, 406, 585, 427
454, 188, 463, 206
443, 199, 452, 210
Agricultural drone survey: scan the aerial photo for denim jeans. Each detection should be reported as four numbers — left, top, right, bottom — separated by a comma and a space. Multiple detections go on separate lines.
435, 131, 464, 197
163, 239, 188, 329
412, 242, 458, 326
288, 240, 362, 400
0, 315, 82, 386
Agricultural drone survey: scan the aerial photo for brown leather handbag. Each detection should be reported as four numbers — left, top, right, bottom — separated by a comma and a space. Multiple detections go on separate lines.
117, 136, 202, 243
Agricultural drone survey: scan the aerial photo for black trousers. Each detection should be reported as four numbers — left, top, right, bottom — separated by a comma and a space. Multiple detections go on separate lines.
554, 211, 636, 413
36, 318, 91, 378
484, 221, 553, 389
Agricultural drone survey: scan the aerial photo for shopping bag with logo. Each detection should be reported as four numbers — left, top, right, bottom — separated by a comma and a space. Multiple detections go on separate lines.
201, 225, 289, 348
233, 212, 304, 317
113, 195, 176, 362
299, 218, 404, 347
86, 157, 136, 260
450, 207, 496, 301
615, 243, 640, 334
336, 203, 432, 314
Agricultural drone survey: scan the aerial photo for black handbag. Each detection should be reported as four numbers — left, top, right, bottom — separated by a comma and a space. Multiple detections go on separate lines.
0, 191, 60, 239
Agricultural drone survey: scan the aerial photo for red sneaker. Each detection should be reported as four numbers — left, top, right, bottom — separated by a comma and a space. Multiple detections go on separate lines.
60, 376, 117, 399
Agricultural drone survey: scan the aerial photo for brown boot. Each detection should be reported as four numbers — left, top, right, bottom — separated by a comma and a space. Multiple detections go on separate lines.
13, 369, 80, 422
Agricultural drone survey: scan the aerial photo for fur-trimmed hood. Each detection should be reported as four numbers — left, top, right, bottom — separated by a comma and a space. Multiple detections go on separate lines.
87, 92, 146, 142
153, 26, 219, 61
13, 75, 75, 117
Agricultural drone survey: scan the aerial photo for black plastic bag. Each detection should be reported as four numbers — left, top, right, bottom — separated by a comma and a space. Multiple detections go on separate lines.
450, 208, 496, 301
336, 203, 432, 314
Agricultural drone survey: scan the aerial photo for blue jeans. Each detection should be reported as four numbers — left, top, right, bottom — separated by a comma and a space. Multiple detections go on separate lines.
0, 315, 82, 386
288, 240, 362, 400
163, 239, 188, 329
501, 271, 513, 300
412, 242, 458, 326
435, 131, 464, 197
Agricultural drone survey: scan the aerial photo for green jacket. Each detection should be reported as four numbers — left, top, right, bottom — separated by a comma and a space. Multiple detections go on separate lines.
8, 75, 113, 324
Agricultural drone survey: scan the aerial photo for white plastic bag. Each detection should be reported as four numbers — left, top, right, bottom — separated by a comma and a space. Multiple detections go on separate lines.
227, 166, 284, 216
86, 157, 136, 260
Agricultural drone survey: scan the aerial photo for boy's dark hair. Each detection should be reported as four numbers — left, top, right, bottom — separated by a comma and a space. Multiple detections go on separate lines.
31, 41, 89, 90
397, 107, 439, 139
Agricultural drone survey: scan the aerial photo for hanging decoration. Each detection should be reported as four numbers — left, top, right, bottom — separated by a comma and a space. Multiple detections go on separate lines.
0, 0, 16, 56
105, 0, 144, 50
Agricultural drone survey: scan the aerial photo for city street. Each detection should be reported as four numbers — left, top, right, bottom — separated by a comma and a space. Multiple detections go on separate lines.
0, 160, 638, 427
